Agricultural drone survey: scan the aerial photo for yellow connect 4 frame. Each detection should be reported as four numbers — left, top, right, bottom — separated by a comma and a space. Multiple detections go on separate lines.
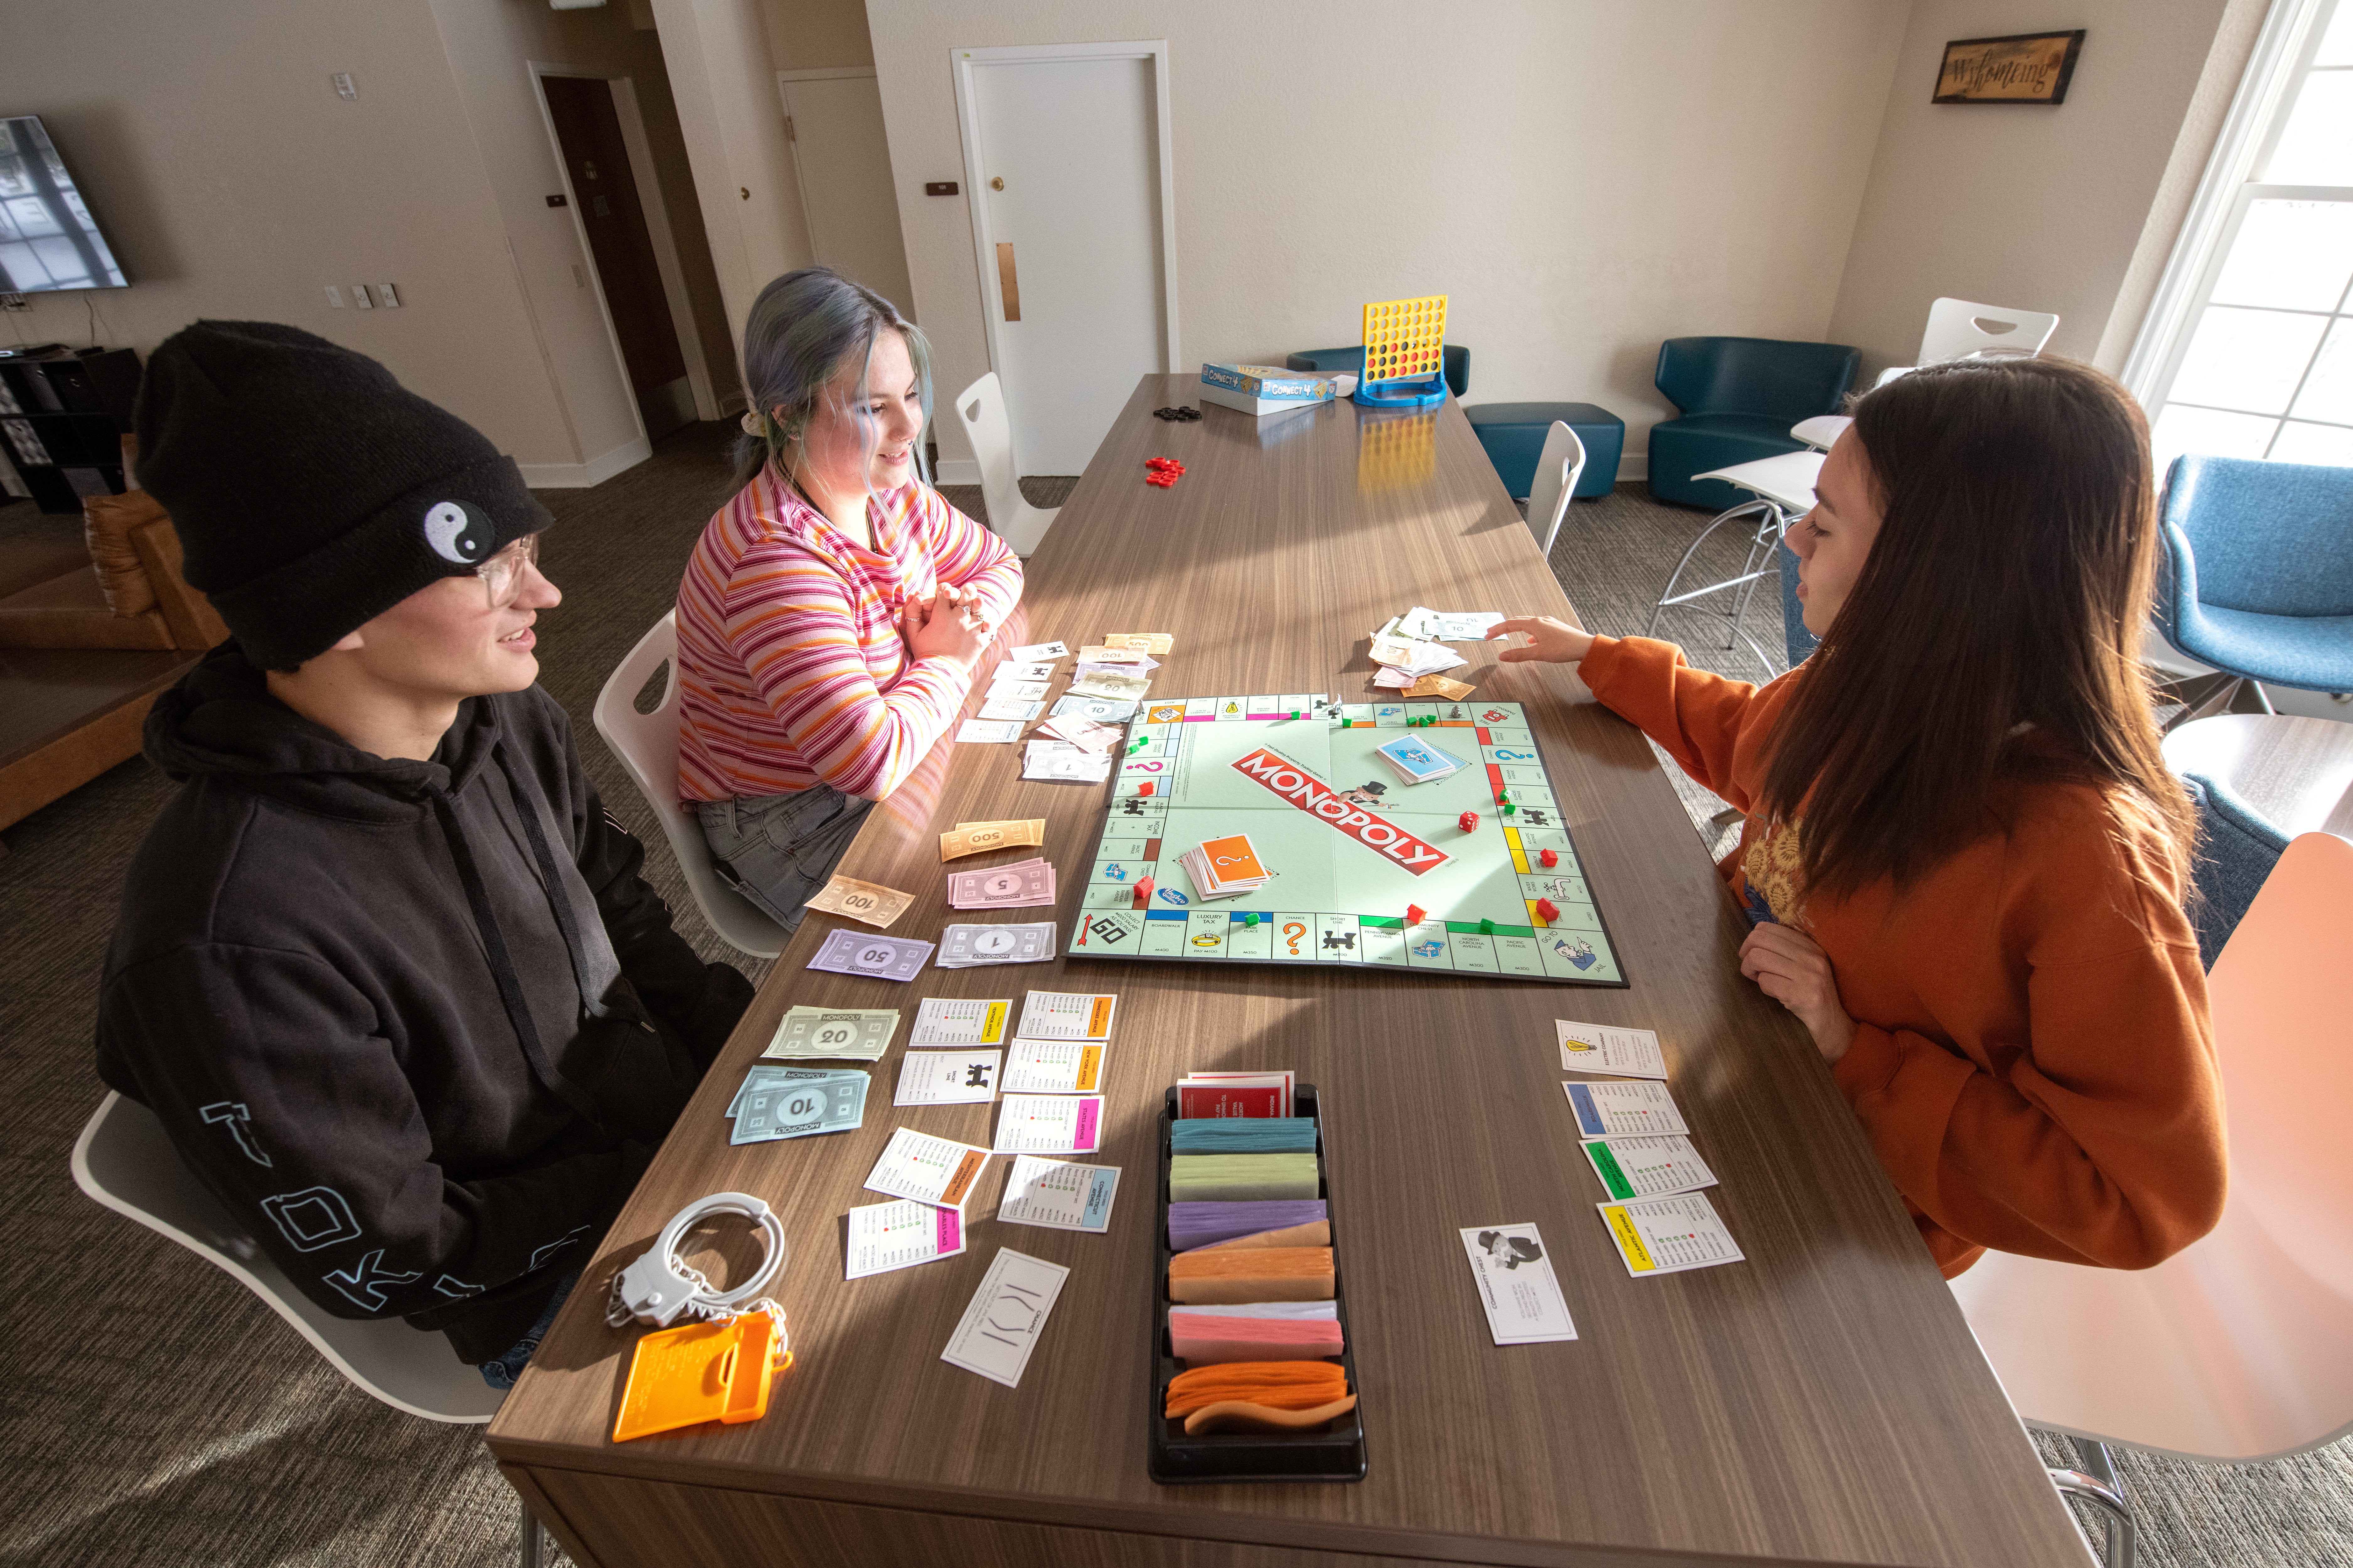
1359, 294, 1448, 386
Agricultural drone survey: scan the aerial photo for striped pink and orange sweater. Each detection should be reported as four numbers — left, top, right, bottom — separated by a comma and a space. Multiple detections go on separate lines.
676, 466, 1023, 803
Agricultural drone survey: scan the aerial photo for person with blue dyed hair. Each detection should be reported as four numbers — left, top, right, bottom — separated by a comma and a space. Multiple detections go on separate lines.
675, 268, 1025, 929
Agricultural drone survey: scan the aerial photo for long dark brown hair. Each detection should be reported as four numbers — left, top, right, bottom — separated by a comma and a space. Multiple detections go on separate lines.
1757, 356, 2194, 900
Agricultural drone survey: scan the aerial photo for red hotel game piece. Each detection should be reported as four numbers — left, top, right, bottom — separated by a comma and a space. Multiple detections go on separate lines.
1406, 903, 1427, 926
1534, 898, 1560, 922
1539, 848, 1558, 868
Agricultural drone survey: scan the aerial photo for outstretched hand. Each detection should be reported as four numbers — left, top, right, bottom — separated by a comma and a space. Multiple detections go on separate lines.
1489, 615, 1595, 666
1738, 922, 1857, 1064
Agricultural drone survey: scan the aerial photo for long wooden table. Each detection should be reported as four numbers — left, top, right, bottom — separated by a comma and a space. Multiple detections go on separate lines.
488, 376, 2088, 1568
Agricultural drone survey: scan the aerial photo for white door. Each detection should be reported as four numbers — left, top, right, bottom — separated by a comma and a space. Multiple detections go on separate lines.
777, 71, 917, 317
965, 53, 1170, 475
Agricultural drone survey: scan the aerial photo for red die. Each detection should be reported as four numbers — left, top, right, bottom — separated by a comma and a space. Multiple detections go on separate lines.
1458, 811, 1479, 833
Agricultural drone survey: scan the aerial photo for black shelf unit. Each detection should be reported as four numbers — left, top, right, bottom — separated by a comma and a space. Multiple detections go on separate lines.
0, 346, 141, 513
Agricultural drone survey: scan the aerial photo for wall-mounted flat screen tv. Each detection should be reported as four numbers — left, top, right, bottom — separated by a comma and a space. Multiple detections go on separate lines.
0, 115, 127, 292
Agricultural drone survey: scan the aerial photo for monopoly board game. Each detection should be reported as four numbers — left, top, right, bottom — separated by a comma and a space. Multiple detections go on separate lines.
1068, 695, 1626, 986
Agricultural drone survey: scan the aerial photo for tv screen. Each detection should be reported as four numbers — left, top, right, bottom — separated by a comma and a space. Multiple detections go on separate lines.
0, 115, 127, 293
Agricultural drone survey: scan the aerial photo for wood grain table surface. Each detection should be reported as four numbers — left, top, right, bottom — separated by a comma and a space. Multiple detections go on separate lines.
487, 377, 2087, 1568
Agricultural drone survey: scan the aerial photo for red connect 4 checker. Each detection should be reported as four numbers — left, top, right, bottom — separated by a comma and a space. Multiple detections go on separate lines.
1068, 696, 1625, 985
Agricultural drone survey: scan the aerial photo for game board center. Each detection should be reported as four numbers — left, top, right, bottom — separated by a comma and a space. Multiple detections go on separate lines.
1069, 697, 1620, 985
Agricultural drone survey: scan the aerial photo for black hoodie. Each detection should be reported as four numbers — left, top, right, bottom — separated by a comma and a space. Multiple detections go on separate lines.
96, 645, 752, 1363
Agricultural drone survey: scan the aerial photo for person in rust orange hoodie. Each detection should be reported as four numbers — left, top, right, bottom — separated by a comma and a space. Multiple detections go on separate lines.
1494, 357, 2226, 1277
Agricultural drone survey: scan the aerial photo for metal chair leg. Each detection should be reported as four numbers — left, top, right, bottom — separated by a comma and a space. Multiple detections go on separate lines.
1646, 499, 1790, 678
2157, 671, 2240, 732
2047, 1447, 2135, 1568
520, 1501, 546, 1568
1645, 499, 1775, 637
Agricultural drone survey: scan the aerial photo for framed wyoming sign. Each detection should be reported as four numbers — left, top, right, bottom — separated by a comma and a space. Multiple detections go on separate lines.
1933, 30, 2086, 105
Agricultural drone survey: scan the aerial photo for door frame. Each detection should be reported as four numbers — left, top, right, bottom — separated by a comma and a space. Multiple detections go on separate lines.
949, 40, 1180, 389
610, 76, 724, 421
776, 66, 877, 264
528, 61, 722, 432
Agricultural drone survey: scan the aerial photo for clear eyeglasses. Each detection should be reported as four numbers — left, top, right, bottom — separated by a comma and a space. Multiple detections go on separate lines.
475, 533, 542, 609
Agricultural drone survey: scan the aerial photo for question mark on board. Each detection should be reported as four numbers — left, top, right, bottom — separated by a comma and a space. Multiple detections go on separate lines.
1283, 921, 1306, 955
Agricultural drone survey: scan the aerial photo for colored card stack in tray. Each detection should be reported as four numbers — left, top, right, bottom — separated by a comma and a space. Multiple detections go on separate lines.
1167, 1199, 1328, 1251
1168, 1154, 1319, 1201
1150, 1082, 1365, 1484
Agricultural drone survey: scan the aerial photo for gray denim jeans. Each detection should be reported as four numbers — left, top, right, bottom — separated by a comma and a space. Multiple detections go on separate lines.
697, 785, 874, 933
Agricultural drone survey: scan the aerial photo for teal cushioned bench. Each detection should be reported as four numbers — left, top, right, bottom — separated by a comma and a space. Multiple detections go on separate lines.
1464, 402, 1624, 500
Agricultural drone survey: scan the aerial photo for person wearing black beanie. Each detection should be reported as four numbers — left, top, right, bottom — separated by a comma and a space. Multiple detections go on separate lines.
136, 319, 555, 674
96, 322, 753, 1382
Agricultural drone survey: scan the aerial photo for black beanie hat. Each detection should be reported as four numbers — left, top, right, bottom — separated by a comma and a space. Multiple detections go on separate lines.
134, 320, 553, 672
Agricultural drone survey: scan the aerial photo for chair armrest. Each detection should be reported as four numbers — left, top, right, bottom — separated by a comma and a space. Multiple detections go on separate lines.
2155, 521, 2200, 644
130, 517, 230, 651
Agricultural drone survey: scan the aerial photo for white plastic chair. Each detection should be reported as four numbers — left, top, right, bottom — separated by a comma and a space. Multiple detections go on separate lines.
72, 1092, 549, 1563
949, 372, 1057, 557
1875, 298, 2060, 386
1644, 441, 1825, 678
1950, 832, 2353, 1563
592, 611, 789, 960
1521, 421, 1586, 560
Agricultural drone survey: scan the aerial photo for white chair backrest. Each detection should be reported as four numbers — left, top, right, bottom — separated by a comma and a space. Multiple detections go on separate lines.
949, 372, 1057, 556
1916, 297, 2059, 366
591, 611, 788, 959
1522, 421, 1585, 559
71, 1092, 508, 1422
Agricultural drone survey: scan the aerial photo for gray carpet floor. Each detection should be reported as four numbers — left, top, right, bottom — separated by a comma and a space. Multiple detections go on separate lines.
1, 421, 2344, 1565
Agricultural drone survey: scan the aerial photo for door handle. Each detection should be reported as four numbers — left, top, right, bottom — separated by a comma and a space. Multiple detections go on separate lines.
996, 242, 1021, 322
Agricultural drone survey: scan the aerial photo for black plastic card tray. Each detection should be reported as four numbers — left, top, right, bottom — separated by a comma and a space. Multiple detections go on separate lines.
1149, 1084, 1368, 1484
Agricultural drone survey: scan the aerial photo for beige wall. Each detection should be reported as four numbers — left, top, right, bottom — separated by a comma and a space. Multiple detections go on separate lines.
2, 0, 570, 465
0, 0, 732, 478
763, 0, 876, 70
430, 0, 689, 466
869, 0, 1911, 470
651, 0, 817, 355
1825, 0, 2235, 379
446, 0, 739, 433
11, 1, 2256, 483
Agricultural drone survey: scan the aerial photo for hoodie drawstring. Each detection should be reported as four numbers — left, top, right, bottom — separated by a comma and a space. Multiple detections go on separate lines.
427, 782, 606, 1131
494, 742, 611, 1024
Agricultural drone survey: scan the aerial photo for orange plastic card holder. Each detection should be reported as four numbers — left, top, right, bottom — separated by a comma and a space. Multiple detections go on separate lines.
611, 1310, 789, 1443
